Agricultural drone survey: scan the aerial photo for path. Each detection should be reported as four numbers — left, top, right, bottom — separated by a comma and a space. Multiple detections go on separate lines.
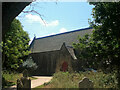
31, 76, 52, 88
9, 76, 52, 89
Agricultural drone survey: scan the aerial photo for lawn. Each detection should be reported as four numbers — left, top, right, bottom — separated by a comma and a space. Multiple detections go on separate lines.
3, 70, 118, 88
2, 70, 37, 88
35, 71, 118, 88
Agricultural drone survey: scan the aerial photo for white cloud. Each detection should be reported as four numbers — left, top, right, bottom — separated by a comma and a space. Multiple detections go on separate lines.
25, 14, 44, 24
59, 28, 67, 33
25, 14, 59, 27
46, 20, 59, 27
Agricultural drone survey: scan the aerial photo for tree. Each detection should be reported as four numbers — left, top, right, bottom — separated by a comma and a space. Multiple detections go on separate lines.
3, 19, 30, 70
22, 56, 38, 76
89, 2, 120, 88
73, 34, 94, 69
73, 2, 120, 88
73, 33, 102, 70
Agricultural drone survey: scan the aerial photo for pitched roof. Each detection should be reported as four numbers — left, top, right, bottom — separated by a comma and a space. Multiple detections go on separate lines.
30, 27, 93, 53
66, 46, 77, 60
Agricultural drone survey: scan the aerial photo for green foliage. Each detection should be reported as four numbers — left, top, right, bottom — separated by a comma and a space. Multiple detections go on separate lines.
2, 70, 23, 88
22, 56, 38, 71
2, 70, 37, 88
74, 2, 120, 71
89, 2, 120, 88
89, 2, 120, 68
3, 19, 30, 70
73, 34, 95, 69
73, 2, 120, 88
38, 71, 117, 88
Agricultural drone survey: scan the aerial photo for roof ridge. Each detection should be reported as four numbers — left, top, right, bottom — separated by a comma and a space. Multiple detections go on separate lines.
35, 27, 92, 40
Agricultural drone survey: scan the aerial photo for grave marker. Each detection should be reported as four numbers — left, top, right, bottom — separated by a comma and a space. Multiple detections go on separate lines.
79, 77, 93, 89
17, 69, 31, 90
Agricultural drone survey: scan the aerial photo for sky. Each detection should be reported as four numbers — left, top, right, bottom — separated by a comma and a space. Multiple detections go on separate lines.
17, 2, 94, 43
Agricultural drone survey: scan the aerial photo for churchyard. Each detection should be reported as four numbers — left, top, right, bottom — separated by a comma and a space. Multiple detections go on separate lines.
35, 71, 117, 88
2, 69, 118, 89
2, 70, 37, 88
2, 2, 120, 89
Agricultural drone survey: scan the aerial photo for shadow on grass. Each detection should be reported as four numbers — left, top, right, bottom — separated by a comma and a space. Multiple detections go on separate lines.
2, 77, 16, 88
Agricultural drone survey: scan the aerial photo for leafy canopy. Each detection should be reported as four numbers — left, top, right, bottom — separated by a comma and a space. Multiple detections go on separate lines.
73, 2, 120, 71
89, 2, 120, 67
3, 19, 30, 70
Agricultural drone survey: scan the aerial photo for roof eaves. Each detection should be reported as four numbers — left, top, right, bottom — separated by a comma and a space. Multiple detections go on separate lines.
29, 37, 36, 50
36, 27, 93, 40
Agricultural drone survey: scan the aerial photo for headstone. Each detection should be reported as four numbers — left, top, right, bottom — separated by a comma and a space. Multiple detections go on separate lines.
17, 69, 31, 90
17, 79, 23, 88
79, 77, 93, 88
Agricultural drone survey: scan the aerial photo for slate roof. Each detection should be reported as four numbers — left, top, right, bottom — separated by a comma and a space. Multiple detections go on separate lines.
66, 46, 77, 60
30, 27, 93, 53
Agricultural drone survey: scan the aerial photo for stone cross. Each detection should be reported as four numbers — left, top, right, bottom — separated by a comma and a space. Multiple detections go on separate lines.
79, 77, 93, 88
17, 69, 31, 90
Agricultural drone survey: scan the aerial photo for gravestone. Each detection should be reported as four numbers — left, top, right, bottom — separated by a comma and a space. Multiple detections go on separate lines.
79, 77, 93, 88
17, 69, 31, 90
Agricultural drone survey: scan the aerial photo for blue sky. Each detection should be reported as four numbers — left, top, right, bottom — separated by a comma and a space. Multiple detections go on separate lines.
17, 2, 94, 43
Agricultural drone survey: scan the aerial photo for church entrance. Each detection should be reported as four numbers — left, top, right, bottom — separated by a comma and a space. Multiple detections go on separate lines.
61, 61, 68, 72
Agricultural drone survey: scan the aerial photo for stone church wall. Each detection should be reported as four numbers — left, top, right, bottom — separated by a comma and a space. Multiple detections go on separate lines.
30, 45, 78, 75
30, 50, 60, 75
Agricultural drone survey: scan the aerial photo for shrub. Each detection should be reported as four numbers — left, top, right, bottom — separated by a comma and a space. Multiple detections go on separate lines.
46, 71, 117, 88
22, 56, 38, 75
2, 70, 23, 88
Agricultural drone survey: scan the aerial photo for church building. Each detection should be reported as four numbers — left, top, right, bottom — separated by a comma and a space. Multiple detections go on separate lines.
29, 27, 93, 75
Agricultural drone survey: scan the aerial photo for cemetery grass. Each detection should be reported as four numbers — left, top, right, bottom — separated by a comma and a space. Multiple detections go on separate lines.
36, 71, 118, 88
2, 70, 37, 88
